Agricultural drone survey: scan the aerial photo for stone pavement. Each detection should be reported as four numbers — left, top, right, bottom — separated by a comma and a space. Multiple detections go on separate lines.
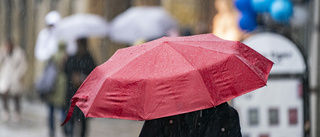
0, 97, 144, 137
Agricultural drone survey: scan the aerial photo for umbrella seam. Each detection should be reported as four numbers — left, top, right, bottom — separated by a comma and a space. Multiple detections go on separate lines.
105, 44, 161, 78
164, 41, 269, 109
164, 40, 226, 43
234, 55, 268, 84
166, 41, 269, 85
99, 45, 163, 119
93, 43, 164, 120
145, 90, 170, 120
166, 41, 235, 55
164, 41, 264, 105
143, 45, 164, 119
144, 42, 216, 119
83, 88, 97, 118
164, 42, 215, 106
143, 43, 179, 119
82, 67, 107, 118
85, 95, 94, 118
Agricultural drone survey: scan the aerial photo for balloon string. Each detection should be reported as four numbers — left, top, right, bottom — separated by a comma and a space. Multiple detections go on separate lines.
61, 98, 79, 126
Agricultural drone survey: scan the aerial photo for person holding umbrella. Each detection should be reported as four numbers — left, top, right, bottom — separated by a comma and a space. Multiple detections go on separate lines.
61, 34, 272, 137
139, 102, 242, 137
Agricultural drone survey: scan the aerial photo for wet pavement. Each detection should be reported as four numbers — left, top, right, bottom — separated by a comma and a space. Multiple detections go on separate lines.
0, 97, 144, 137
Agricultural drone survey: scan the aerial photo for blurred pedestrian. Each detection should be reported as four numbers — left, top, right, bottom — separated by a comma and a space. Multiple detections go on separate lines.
180, 27, 193, 36
139, 102, 242, 137
34, 11, 66, 137
35, 10, 61, 61
64, 38, 96, 137
46, 42, 68, 137
0, 38, 28, 122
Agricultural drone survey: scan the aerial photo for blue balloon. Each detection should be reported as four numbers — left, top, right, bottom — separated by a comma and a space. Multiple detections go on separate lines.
239, 12, 257, 32
251, 0, 274, 12
234, 0, 254, 13
270, 0, 293, 23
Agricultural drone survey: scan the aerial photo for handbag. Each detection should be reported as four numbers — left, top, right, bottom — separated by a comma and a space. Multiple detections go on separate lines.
35, 61, 58, 95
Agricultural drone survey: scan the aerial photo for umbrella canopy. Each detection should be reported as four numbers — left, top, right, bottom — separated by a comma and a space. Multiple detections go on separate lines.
62, 33, 273, 125
54, 14, 109, 55
55, 14, 108, 40
109, 6, 178, 45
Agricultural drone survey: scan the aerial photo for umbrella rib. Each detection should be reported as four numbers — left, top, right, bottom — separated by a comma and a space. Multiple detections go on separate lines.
165, 41, 268, 84
167, 41, 235, 55
164, 41, 264, 105
104, 45, 160, 78
145, 43, 216, 119
145, 90, 170, 120
164, 42, 215, 105
166, 39, 217, 41
81, 68, 115, 118
85, 93, 96, 118
234, 55, 268, 84
80, 83, 100, 118
88, 46, 162, 119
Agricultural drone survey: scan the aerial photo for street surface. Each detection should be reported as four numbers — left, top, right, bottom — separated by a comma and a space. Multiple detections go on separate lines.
0, 97, 144, 137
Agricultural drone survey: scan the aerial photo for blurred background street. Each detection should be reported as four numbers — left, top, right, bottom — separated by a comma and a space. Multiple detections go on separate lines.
0, 97, 144, 137
0, 0, 319, 137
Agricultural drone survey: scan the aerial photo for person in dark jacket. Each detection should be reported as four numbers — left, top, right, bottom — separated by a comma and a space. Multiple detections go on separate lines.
139, 102, 242, 137
63, 38, 96, 137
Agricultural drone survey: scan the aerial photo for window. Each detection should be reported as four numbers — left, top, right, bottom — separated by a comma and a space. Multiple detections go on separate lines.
269, 108, 279, 125
260, 134, 269, 137
289, 108, 298, 125
249, 108, 258, 126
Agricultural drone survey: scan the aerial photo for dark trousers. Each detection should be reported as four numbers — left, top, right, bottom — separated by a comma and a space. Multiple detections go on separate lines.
48, 103, 64, 137
63, 106, 87, 137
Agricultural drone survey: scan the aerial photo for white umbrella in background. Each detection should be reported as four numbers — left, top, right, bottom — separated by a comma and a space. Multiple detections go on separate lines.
109, 6, 178, 45
54, 14, 109, 55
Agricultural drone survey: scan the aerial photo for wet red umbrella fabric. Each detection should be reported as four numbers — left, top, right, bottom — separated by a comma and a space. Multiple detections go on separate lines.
62, 33, 273, 125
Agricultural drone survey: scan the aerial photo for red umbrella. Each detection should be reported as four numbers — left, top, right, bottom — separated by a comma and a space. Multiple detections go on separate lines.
62, 33, 273, 125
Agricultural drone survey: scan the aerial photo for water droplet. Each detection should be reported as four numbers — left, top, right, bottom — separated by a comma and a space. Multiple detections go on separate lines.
221, 128, 225, 132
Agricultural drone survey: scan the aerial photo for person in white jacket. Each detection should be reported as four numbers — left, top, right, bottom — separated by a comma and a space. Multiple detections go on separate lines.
0, 38, 28, 122
34, 11, 61, 61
